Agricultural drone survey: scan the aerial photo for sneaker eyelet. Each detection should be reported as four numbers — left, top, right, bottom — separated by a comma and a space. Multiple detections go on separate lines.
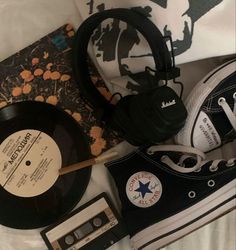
188, 191, 196, 198
209, 165, 218, 172
233, 92, 236, 99
208, 180, 215, 187
218, 97, 226, 105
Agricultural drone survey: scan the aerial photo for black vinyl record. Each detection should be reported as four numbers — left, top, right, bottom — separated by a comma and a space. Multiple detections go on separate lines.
0, 101, 91, 229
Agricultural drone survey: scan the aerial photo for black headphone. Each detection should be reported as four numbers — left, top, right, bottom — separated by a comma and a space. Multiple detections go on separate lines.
73, 8, 187, 145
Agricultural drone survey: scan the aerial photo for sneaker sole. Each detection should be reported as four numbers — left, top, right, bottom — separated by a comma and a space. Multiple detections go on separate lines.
131, 179, 236, 249
175, 59, 236, 150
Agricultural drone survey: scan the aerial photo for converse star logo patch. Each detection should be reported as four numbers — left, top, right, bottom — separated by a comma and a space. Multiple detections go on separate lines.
135, 181, 153, 198
126, 171, 162, 208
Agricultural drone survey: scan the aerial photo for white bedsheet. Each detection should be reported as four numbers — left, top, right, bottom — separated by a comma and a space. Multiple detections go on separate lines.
0, 1, 235, 250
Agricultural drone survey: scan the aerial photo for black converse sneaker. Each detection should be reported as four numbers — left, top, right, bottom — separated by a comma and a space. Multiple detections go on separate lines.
175, 59, 236, 152
106, 145, 236, 250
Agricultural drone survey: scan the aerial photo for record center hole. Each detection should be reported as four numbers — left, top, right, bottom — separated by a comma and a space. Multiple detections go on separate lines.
25, 160, 31, 166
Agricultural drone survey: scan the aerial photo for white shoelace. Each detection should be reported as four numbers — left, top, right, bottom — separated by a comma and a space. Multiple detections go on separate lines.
147, 145, 236, 173
218, 92, 236, 131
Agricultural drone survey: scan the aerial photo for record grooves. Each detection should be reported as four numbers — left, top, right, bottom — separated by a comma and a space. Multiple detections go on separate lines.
0, 101, 91, 229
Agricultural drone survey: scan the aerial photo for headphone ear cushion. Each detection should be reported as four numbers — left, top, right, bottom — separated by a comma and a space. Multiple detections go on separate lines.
129, 87, 187, 142
128, 91, 169, 142
129, 94, 162, 143
108, 96, 146, 145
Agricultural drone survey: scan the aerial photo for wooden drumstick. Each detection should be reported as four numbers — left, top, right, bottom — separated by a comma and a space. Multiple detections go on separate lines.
59, 151, 118, 176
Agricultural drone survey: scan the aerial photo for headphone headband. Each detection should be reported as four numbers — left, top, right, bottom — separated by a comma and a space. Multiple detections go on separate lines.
73, 8, 176, 110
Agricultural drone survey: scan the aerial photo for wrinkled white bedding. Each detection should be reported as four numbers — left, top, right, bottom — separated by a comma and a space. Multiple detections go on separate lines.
0, 1, 235, 250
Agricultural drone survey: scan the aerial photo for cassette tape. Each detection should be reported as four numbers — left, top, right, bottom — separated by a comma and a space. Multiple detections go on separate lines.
41, 193, 128, 250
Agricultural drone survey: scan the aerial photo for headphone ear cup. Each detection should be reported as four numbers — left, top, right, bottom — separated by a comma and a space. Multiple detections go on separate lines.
108, 96, 145, 145
128, 93, 165, 143
129, 87, 187, 142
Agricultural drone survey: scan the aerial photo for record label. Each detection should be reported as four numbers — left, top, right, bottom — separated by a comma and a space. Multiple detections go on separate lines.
0, 129, 62, 198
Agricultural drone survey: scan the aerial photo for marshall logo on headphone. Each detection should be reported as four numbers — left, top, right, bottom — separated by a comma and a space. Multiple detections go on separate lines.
161, 99, 176, 109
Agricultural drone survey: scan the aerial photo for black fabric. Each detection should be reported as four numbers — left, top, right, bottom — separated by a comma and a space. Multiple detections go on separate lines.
106, 147, 236, 237
108, 95, 145, 145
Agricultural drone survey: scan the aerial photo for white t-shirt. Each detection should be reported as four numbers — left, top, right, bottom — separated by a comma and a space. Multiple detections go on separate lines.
75, 0, 235, 95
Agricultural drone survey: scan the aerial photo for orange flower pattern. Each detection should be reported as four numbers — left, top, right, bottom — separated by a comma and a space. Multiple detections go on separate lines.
0, 24, 121, 156
34, 68, 44, 76
32, 57, 39, 65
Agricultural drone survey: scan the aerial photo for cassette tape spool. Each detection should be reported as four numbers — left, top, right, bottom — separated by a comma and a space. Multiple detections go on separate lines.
41, 193, 128, 250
